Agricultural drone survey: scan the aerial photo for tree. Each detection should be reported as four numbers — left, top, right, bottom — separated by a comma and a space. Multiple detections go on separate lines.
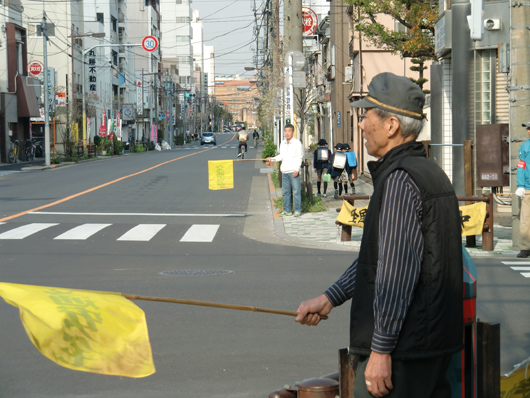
347, 0, 438, 91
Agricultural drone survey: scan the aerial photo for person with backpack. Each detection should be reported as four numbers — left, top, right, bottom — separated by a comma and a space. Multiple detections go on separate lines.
342, 143, 358, 195
313, 139, 331, 197
328, 143, 351, 199
252, 129, 260, 148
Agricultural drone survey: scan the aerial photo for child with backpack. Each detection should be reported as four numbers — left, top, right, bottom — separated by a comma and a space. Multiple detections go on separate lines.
328, 143, 351, 199
342, 143, 358, 195
313, 139, 331, 197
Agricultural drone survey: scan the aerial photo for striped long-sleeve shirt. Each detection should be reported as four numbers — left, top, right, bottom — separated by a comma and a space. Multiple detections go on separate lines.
324, 169, 424, 354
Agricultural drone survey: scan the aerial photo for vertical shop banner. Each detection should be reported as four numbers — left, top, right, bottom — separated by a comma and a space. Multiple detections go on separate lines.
71, 123, 78, 143
208, 160, 234, 190
98, 109, 107, 137
151, 125, 158, 142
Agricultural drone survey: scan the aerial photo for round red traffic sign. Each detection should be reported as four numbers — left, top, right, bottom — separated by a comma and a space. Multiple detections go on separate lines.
302, 7, 318, 36
27, 60, 44, 77
142, 36, 158, 52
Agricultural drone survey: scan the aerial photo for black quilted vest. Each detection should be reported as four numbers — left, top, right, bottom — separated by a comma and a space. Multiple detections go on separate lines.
350, 141, 464, 360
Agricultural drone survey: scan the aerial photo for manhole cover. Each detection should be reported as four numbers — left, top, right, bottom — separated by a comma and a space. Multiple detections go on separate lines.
158, 269, 233, 276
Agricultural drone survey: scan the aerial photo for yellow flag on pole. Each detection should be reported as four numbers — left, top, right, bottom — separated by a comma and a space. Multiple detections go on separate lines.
208, 160, 234, 190
459, 202, 487, 236
336, 200, 368, 228
0, 282, 155, 378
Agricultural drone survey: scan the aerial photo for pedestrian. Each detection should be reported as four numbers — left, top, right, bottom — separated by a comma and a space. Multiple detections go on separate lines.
342, 143, 358, 195
266, 124, 303, 217
236, 129, 249, 157
515, 121, 530, 258
313, 139, 331, 197
295, 72, 463, 398
328, 143, 350, 199
253, 129, 260, 148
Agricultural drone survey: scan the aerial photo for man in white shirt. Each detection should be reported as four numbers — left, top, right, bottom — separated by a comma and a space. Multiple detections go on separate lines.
267, 124, 303, 217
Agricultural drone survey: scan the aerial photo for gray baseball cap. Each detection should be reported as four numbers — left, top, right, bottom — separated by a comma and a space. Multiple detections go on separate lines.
522, 121, 530, 128
351, 72, 426, 120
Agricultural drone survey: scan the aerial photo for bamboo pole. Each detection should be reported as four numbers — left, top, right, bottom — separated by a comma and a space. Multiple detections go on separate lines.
122, 294, 328, 320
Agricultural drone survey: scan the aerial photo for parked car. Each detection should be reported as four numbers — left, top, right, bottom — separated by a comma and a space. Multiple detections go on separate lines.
200, 133, 216, 145
223, 127, 232, 133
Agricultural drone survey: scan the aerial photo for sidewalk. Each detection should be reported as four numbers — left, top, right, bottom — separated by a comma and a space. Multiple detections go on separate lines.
268, 167, 517, 258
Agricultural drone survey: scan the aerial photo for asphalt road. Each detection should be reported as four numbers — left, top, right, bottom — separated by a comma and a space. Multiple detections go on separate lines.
0, 133, 528, 398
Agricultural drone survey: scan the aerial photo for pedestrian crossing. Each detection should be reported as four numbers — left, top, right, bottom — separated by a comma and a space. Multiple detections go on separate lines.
0, 222, 221, 243
501, 261, 530, 278
183, 146, 256, 150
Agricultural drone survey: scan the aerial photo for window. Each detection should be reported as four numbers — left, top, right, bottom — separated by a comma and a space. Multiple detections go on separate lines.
28, 23, 55, 38
97, 13, 104, 24
112, 50, 118, 66
176, 35, 189, 43
475, 50, 494, 125
176, 16, 189, 23
111, 16, 117, 32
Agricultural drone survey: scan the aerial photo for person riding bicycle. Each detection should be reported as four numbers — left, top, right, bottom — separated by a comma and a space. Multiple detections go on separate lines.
237, 130, 249, 157
252, 129, 259, 147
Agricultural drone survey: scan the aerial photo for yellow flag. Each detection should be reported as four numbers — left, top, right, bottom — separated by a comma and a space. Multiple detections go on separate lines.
336, 200, 368, 228
500, 357, 530, 397
208, 160, 234, 190
0, 282, 155, 378
459, 202, 487, 236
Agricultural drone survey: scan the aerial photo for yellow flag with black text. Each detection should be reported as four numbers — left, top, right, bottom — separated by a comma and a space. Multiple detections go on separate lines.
459, 202, 487, 236
336, 200, 368, 228
208, 160, 234, 190
0, 282, 155, 378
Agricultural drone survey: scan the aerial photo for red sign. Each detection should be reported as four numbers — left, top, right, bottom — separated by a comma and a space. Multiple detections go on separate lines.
142, 36, 158, 52
98, 109, 107, 137
27, 61, 44, 77
302, 7, 318, 36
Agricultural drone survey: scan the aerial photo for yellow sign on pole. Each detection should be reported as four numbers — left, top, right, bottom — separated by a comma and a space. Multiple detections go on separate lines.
208, 160, 234, 190
336, 200, 368, 228
0, 282, 155, 378
71, 123, 79, 144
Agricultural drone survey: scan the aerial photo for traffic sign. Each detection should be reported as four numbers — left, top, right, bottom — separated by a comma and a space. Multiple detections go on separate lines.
142, 36, 158, 52
27, 60, 44, 77
302, 7, 318, 36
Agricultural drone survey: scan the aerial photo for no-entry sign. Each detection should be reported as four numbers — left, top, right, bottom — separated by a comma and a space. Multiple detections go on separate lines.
142, 36, 158, 52
302, 7, 318, 36
27, 60, 44, 77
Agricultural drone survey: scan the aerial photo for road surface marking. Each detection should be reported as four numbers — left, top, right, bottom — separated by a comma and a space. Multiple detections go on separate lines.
180, 224, 220, 242
117, 224, 166, 241
29, 211, 245, 217
510, 267, 530, 271
522, 273, 530, 278
54, 224, 111, 240
502, 261, 530, 265
0, 223, 58, 239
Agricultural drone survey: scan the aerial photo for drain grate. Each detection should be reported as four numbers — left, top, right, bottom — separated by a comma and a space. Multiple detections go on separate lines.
158, 269, 233, 276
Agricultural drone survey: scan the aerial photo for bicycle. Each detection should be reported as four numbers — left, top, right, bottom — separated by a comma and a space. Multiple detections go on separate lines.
238, 142, 247, 159
24, 139, 35, 161
8, 140, 19, 163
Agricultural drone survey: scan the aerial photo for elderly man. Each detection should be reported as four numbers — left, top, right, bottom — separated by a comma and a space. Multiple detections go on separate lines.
295, 73, 463, 398
267, 124, 303, 217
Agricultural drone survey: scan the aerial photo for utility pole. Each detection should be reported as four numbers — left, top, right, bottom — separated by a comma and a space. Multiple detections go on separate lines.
42, 11, 51, 166
510, 0, 530, 249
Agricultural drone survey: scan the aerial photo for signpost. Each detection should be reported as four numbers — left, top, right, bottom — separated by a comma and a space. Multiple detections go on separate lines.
142, 36, 158, 52
302, 7, 318, 36
27, 61, 44, 77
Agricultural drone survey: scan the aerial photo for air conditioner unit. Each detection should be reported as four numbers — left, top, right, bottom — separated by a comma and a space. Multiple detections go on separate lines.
484, 18, 501, 31
344, 66, 353, 82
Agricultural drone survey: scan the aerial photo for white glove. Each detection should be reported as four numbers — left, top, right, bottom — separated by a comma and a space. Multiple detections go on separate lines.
516, 187, 526, 199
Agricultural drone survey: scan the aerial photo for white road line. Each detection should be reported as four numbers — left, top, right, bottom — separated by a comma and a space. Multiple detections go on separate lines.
522, 273, 530, 278
180, 224, 220, 242
502, 261, 530, 265
54, 224, 111, 240
0, 223, 58, 240
0, 222, 4, 225
29, 211, 245, 217
510, 267, 530, 271
117, 224, 166, 241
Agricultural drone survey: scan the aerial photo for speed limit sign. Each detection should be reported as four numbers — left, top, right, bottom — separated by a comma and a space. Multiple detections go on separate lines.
142, 36, 158, 52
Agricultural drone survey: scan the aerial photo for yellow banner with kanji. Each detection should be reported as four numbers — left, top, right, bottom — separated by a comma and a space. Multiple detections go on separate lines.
460, 202, 487, 236
500, 356, 530, 397
336, 201, 486, 235
208, 160, 234, 190
0, 282, 155, 378
336, 200, 368, 228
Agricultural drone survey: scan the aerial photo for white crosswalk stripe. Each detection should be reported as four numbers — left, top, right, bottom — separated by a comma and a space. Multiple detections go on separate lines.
117, 224, 166, 241
54, 224, 111, 240
180, 224, 220, 242
502, 261, 530, 279
0, 223, 58, 239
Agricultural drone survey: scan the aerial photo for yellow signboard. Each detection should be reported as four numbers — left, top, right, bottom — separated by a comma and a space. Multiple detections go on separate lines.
208, 160, 234, 190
